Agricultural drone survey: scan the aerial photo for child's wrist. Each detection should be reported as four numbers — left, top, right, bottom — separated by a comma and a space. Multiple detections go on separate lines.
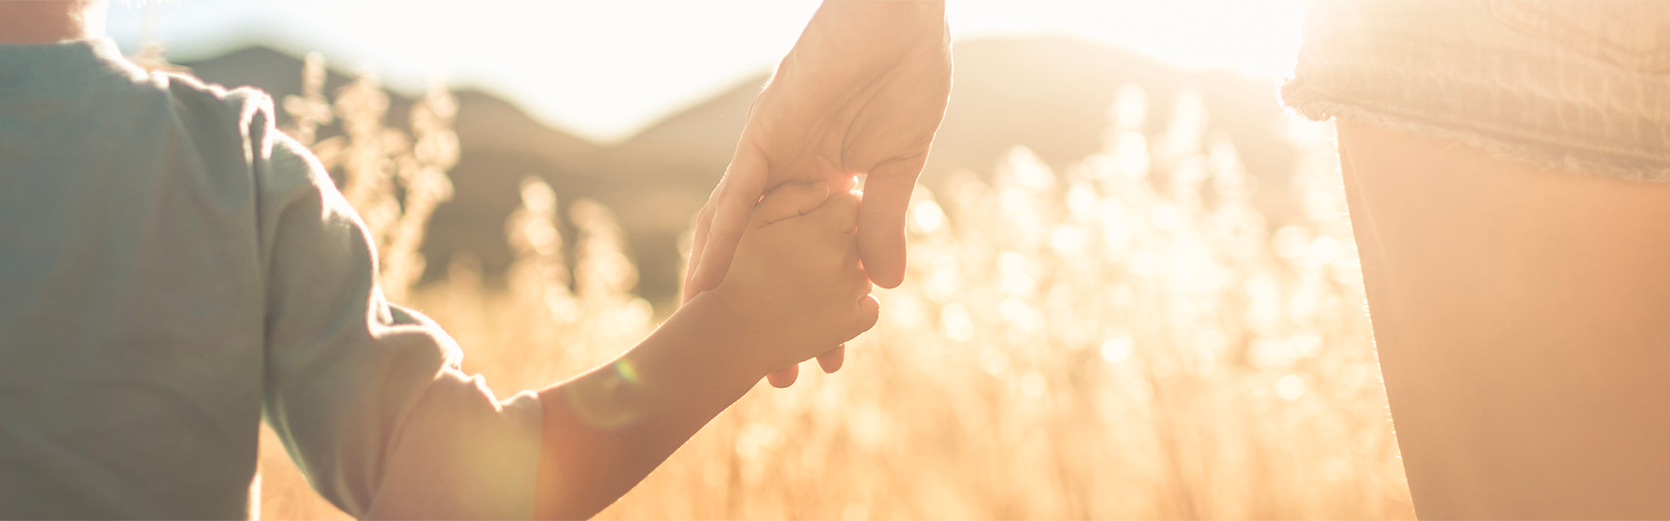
682, 290, 780, 379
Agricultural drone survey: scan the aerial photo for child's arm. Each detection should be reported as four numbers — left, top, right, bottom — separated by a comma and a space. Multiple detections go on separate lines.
530, 182, 877, 519
257, 114, 869, 518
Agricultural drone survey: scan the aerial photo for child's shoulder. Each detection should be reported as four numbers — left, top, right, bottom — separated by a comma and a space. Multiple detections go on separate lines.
136, 70, 323, 192
146, 70, 279, 148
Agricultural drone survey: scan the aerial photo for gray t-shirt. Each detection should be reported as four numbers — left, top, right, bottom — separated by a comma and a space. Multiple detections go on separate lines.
0, 39, 542, 519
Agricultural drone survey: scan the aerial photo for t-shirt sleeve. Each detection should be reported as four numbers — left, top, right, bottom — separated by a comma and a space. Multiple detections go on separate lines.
242, 90, 542, 520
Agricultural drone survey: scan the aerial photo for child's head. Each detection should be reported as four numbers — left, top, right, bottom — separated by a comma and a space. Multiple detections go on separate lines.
0, 1, 107, 45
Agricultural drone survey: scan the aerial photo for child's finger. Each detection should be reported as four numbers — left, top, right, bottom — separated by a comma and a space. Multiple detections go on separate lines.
817, 345, 845, 373
766, 363, 799, 388
852, 294, 881, 338
848, 275, 875, 302
752, 181, 831, 225
805, 190, 862, 232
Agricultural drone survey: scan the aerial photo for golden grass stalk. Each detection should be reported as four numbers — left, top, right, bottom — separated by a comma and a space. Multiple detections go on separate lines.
257, 54, 1413, 519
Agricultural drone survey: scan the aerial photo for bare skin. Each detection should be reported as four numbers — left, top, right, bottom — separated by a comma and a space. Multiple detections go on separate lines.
683, 0, 953, 387
7, 1, 921, 389
0, 0, 104, 45
2, 4, 882, 518
534, 184, 877, 519
1339, 120, 1670, 518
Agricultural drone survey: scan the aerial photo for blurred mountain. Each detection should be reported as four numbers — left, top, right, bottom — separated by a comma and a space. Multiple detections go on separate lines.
177, 36, 1297, 306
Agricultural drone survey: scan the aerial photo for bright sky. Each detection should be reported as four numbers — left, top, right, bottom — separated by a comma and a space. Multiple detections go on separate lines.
106, 0, 1304, 143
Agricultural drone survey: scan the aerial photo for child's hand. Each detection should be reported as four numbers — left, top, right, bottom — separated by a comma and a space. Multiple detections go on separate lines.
704, 182, 880, 379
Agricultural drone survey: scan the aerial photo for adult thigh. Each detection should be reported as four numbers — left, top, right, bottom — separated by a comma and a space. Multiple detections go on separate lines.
1339, 120, 1670, 519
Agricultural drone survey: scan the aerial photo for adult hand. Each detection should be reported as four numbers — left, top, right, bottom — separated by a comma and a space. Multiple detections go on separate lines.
683, 0, 953, 387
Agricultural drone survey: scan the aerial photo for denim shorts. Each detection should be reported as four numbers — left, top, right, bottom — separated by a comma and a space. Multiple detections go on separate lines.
1282, 1, 1670, 181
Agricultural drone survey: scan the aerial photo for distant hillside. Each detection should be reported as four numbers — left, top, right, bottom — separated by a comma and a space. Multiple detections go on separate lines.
178, 37, 1297, 305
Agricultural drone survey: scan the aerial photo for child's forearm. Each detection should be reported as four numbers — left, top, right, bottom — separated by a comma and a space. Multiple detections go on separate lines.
529, 293, 767, 519
821, 0, 941, 10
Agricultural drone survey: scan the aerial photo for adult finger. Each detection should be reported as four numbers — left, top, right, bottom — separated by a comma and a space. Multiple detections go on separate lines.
767, 364, 799, 389
805, 190, 862, 232
689, 144, 772, 294
682, 200, 716, 304
751, 181, 830, 225
856, 168, 921, 288
817, 345, 845, 373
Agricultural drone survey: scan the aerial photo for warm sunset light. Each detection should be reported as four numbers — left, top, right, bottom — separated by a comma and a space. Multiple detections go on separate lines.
11, 1, 1668, 519
106, 0, 1302, 142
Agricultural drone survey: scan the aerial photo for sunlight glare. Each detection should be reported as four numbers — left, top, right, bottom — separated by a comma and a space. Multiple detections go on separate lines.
109, 0, 1305, 142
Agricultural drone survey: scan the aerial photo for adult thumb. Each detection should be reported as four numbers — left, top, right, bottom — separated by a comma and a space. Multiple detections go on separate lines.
856, 173, 918, 288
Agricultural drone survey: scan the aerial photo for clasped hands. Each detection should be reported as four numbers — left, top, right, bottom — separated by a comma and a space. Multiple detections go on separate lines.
682, 1, 952, 387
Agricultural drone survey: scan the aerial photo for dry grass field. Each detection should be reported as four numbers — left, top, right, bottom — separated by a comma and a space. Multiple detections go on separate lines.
254, 59, 1414, 520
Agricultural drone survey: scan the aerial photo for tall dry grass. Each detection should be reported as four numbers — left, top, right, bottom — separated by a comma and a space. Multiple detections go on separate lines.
255, 57, 1413, 519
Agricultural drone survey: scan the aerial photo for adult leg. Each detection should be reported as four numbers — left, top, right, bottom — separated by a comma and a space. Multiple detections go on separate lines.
1339, 120, 1670, 519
